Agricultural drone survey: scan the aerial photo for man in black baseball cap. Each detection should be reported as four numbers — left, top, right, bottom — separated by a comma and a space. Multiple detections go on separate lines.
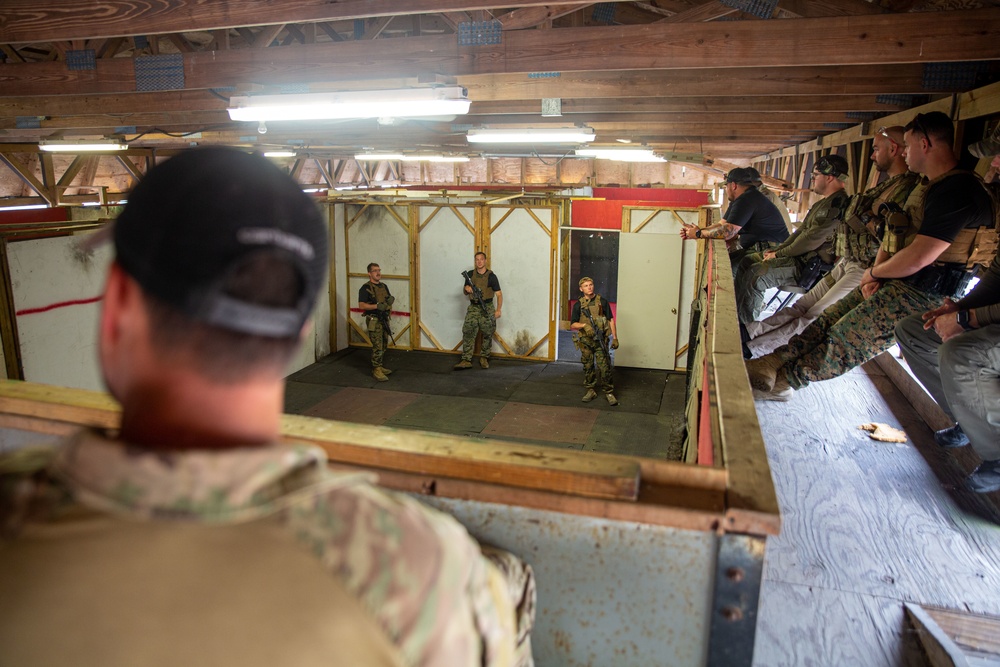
680, 166, 789, 269
0, 147, 532, 665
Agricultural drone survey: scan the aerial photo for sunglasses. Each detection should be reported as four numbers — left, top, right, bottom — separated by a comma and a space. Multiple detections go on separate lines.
910, 114, 933, 148
875, 126, 902, 147
813, 157, 840, 176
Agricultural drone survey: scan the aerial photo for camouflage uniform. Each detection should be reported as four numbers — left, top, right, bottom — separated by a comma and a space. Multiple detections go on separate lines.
573, 294, 614, 393
360, 281, 391, 369
0, 429, 535, 667
746, 172, 921, 355
771, 281, 943, 389
735, 190, 849, 324
764, 171, 993, 391
461, 269, 500, 363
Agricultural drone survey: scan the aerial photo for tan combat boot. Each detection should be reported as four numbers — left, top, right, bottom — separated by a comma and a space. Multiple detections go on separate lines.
372, 367, 389, 382
745, 354, 784, 392
479, 357, 490, 369
454, 359, 473, 370
605, 392, 619, 406
582, 388, 597, 402
379, 367, 393, 375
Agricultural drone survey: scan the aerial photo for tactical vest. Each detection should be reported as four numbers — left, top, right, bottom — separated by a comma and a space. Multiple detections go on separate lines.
795, 190, 849, 265
470, 269, 495, 300
882, 170, 999, 270
576, 295, 609, 334
836, 171, 921, 265
365, 282, 390, 315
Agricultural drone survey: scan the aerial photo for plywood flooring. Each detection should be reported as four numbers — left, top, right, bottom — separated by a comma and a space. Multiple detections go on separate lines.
752, 362, 1000, 666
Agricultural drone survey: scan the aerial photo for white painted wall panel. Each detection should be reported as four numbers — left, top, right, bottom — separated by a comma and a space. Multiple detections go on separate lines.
616, 232, 682, 370
8, 234, 112, 391
488, 206, 557, 359
415, 205, 476, 352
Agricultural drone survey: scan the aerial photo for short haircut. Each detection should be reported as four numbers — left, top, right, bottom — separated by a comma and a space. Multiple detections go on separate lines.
367, 262, 380, 272
578, 276, 594, 287
475, 251, 487, 260
145, 252, 304, 383
905, 111, 954, 148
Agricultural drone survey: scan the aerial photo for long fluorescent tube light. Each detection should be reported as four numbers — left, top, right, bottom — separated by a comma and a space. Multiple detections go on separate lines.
228, 87, 471, 122
467, 128, 596, 144
263, 150, 296, 158
355, 153, 405, 161
402, 155, 470, 163
575, 148, 666, 162
39, 139, 128, 152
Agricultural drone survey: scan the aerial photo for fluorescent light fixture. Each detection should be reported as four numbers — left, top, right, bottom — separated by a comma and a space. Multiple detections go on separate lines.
228, 87, 471, 122
355, 153, 405, 161
263, 150, 296, 158
467, 127, 596, 144
575, 148, 666, 162
0, 203, 49, 211
39, 138, 127, 152
401, 155, 471, 163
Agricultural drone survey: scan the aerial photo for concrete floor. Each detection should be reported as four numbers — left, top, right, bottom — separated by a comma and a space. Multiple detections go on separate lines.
284, 343, 686, 460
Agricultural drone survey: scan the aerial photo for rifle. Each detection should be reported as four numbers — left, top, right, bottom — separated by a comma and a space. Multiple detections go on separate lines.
581, 302, 612, 362
461, 270, 495, 324
367, 284, 393, 340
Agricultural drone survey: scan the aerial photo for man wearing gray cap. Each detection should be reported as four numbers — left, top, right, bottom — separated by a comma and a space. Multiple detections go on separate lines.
0, 148, 533, 666
680, 167, 789, 268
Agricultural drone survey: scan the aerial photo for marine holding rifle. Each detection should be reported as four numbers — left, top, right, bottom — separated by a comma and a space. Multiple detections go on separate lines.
455, 251, 503, 370
571, 277, 619, 406
359, 261, 394, 381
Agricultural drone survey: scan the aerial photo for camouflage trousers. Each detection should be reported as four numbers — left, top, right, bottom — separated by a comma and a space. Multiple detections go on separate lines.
772, 280, 943, 390
366, 315, 388, 368
461, 302, 496, 361
577, 333, 614, 392
734, 253, 801, 324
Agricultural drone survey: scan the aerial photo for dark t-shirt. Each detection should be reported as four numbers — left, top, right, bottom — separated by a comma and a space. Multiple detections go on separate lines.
358, 281, 391, 304
723, 187, 790, 247
918, 172, 994, 243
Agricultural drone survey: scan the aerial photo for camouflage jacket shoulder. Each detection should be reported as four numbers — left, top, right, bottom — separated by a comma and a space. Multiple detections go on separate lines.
0, 428, 520, 667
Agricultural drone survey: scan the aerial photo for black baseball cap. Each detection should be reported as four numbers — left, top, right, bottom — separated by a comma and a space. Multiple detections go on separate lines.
724, 168, 756, 185
745, 167, 763, 184
113, 147, 328, 338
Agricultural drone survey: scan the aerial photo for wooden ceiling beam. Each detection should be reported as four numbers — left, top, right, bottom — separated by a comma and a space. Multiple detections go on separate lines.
469, 95, 911, 113
658, 1, 739, 23
496, 5, 586, 30
0, 1, 626, 43
1, 10, 996, 96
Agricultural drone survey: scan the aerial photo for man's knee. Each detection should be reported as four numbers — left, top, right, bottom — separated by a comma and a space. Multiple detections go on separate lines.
894, 313, 927, 349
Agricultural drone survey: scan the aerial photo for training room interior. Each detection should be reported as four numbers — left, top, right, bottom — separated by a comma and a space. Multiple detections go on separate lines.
2, 3, 1000, 665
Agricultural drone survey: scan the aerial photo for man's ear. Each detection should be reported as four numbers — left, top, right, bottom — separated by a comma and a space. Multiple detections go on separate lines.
99, 263, 147, 392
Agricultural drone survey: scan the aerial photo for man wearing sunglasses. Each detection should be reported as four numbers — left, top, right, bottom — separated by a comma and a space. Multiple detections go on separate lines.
733, 154, 850, 328
745, 126, 921, 356
747, 112, 995, 401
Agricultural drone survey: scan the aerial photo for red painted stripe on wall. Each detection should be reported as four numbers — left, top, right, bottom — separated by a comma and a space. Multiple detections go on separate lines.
17, 295, 103, 317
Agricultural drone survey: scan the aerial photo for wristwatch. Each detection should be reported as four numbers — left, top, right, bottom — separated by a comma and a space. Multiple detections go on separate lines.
956, 310, 974, 331
695, 229, 702, 239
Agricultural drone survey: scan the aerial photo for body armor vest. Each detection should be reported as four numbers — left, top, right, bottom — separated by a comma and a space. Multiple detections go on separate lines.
882, 170, 999, 270
470, 269, 495, 300
365, 282, 390, 314
836, 171, 921, 265
577, 295, 609, 335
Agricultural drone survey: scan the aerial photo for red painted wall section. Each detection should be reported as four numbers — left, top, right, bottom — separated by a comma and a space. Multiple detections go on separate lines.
0, 208, 70, 225
572, 188, 710, 229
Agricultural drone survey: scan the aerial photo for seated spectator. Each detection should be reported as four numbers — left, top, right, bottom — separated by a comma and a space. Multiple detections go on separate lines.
747, 112, 995, 401
680, 167, 789, 270
0, 147, 534, 667
745, 127, 920, 356
895, 131, 1000, 494
734, 155, 850, 327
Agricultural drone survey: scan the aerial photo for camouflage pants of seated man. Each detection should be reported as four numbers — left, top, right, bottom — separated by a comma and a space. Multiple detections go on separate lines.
735, 253, 801, 324
461, 302, 496, 362
367, 316, 388, 368
771, 280, 943, 390
577, 334, 614, 392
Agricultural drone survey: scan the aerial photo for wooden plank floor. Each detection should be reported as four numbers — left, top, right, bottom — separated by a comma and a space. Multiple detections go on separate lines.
751, 361, 1000, 666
